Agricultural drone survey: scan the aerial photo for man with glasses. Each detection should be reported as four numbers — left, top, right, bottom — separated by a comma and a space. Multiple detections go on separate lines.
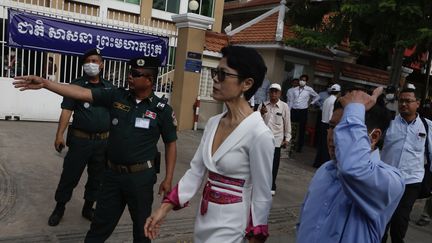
381, 86, 432, 243
48, 48, 113, 227
12, 56, 178, 243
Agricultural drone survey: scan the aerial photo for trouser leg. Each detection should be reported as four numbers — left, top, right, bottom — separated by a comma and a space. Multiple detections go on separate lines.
84, 140, 107, 202
313, 122, 329, 168
55, 137, 92, 203
272, 147, 281, 191
125, 169, 157, 243
296, 109, 308, 152
85, 170, 125, 243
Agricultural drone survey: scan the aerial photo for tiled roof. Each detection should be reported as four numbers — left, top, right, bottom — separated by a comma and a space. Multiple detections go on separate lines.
315, 60, 390, 85
204, 31, 229, 52
224, 0, 281, 11
230, 12, 294, 44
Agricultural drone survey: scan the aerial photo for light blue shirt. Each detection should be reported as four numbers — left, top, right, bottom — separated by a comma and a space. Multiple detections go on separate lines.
254, 78, 270, 104
297, 104, 404, 243
381, 114, 432, 184
316, 90, 330, 109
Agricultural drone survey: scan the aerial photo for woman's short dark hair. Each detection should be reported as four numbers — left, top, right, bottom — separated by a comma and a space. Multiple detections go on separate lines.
221, 46, 267, 100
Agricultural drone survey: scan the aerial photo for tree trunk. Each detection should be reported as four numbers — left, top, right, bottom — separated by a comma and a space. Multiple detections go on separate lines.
389, 46, 405, 87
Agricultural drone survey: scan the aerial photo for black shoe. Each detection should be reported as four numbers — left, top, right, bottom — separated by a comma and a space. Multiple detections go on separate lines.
82, 207, 95, 221
48, 204, 65, 226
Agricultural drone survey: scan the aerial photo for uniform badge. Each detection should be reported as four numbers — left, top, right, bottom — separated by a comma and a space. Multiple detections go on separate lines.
172, 111, 178, 127
157, 102, 166, 110
113, 102, 131, 112
145, 110, 157, 119
112, 118, 119, 125
137, 59, 145, 66
83, 102, 90, 109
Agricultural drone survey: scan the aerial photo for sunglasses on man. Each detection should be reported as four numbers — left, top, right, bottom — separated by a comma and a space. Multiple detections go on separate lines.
128, 69, 153, 78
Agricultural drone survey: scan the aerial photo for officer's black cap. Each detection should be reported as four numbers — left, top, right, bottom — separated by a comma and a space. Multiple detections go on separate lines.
81, 48, 102, 64
129, 57, 161, 69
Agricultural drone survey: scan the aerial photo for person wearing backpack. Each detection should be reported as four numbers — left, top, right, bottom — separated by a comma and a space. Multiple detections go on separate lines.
381, 86, 432, 243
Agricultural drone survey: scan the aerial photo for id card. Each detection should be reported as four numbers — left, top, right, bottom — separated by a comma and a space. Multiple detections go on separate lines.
135, 117, 150, 129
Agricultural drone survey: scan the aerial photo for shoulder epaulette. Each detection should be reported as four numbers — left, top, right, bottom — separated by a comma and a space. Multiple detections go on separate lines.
156, 95, 168, 111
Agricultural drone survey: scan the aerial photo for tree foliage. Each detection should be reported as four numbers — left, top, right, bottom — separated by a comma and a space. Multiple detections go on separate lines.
286, 0, 432, 67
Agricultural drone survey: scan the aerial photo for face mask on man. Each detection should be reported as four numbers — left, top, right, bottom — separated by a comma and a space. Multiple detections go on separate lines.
385, 93, 395, 101
299, 80, 306, 87
83, 63, 100, 77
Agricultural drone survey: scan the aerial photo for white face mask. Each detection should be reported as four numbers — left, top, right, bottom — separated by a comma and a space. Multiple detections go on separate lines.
299, 80, 306, 87
386, 93, 395, 100
83, 63, 100, 77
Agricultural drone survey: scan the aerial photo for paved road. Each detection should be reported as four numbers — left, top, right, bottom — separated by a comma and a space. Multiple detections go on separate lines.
0, 121, 430, 242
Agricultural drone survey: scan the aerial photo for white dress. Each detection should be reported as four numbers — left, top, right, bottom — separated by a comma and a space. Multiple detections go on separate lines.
165, 112, 275, 243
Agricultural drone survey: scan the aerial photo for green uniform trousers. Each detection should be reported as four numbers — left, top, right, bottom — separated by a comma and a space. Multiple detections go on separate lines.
55, 135, 107, 203
85, 168, 157, 243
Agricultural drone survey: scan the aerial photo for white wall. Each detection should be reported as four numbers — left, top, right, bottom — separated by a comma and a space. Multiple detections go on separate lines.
0, 78, 63, 121
0, 78, 173, 122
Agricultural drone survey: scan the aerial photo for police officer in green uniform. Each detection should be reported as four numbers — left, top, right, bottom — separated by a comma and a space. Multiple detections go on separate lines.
49, 49, 114, 226
13, 56, 177, 243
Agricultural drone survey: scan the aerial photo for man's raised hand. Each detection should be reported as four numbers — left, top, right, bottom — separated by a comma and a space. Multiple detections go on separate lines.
13, 75, 46, 91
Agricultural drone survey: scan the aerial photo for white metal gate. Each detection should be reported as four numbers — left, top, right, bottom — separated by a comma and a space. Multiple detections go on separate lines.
1, 0, 177, 94
0, 0, 178, 121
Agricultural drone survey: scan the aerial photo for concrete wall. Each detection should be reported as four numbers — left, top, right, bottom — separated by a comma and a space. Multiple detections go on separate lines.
258, 49, 289, 85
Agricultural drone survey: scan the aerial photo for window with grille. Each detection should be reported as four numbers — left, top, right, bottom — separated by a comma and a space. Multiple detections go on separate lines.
153, 0, 180, 14
199, 67, 214, 99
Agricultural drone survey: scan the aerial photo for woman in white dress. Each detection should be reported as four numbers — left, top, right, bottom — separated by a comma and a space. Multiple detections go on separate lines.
144, 46, 275, 243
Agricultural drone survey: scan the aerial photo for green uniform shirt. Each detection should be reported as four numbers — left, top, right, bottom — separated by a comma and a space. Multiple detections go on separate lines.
91, 88, 177, 165
61, 77, 114, 133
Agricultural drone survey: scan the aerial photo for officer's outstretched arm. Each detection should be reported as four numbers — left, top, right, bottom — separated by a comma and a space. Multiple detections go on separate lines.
13, 75, 93, 102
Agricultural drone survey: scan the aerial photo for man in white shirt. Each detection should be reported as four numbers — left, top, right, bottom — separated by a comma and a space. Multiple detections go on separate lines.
286, 74, 319, 152
313, 84, 341, 168
259, 83, 291, 195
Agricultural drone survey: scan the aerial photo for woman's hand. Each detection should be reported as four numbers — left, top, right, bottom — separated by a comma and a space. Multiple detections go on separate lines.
144, 203, 173, 240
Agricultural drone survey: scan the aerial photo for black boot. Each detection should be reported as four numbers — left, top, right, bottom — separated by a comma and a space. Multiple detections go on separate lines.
82, 200, 95, 221
48, 202, 65, 226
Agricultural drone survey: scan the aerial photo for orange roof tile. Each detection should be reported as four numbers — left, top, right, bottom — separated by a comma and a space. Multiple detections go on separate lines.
230, 12, 295, 44
225, 0, 281, 11
204, 31, 229, 52
315, 60, 390, 85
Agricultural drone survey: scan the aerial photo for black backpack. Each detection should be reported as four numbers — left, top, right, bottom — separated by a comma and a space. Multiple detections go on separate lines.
418, 117, 432, 199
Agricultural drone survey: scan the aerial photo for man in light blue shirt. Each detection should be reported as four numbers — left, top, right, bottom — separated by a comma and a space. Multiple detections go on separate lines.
297, 88, 404, 243
381, 87, 432, 243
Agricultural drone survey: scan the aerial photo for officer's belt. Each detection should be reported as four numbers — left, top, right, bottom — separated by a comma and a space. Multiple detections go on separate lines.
107, 160, 153, 173
70, 128, 109, 140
